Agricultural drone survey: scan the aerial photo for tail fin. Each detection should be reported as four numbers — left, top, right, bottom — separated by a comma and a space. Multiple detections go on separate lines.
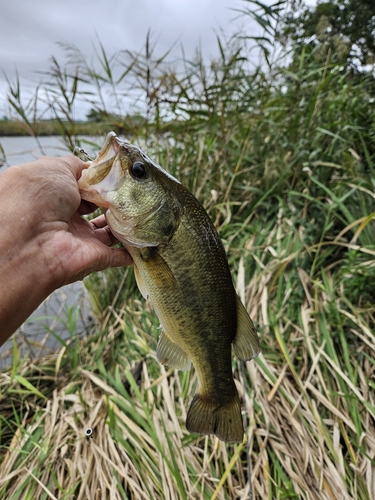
185, 393, 244, 443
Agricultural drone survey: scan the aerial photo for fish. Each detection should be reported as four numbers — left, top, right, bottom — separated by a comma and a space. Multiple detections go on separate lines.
78, 132, 260, 442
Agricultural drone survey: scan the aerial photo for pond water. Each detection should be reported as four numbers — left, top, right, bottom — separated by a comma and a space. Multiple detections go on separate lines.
0, 135, 102, 171
0, 136, 102, 369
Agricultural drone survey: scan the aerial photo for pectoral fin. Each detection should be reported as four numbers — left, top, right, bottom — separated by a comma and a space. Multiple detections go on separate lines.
134, 264, 148, 299
232, 295, 260, 361
134, 249, 176, 299
157, 330, 191, 371
139, 248, 177, 290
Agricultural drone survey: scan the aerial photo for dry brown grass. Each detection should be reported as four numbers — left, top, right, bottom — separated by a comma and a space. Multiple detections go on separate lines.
1, 251, 374, 500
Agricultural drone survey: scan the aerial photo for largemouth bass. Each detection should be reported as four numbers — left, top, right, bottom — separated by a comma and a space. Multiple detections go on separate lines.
78, 132, 260, 442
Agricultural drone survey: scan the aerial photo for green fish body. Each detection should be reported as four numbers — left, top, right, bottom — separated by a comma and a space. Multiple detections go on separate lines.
78, 132, 260, 442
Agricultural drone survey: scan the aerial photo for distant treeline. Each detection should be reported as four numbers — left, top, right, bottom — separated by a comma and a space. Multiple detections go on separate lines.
0, 115, 182, 138
0, 110, 151, 137
0, 120, 115, 137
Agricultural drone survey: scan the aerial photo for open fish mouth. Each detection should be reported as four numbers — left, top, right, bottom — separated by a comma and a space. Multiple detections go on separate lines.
77, 133, 123, 206
88, 131, 120, 166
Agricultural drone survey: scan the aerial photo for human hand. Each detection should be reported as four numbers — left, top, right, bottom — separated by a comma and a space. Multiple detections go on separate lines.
0, 155, 132, 340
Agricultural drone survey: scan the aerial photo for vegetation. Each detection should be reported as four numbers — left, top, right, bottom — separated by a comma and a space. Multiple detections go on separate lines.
1, 0, 375, 498
0, 116, 150, 137
0, 118, 105, 137
279, 0, 375, 71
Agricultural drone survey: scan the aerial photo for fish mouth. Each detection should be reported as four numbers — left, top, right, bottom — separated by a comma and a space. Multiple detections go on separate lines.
77, 132, 174, 248
77, 132, 123, 206
89, 131, 120, 165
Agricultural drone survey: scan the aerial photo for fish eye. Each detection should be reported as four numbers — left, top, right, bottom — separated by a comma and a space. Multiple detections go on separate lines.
130, 161, 148, 180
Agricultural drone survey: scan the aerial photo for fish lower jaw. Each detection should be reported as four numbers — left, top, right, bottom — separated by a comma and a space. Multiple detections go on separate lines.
111, 228, 160, 249
108, 218, 162, 249
79, 189, 111, 208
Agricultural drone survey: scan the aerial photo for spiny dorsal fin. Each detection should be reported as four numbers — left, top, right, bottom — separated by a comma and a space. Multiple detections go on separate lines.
233, 295, 260, 361
157, 330, 191, 371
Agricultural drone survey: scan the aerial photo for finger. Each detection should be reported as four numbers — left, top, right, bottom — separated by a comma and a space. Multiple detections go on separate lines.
92, 225, 120, 246
70, 212, 119, 246
90, 215, 121, 246
90, 214, 108, 229
107, 247, 133, 268
68, 247, 133, 283
88, 246, 133, 270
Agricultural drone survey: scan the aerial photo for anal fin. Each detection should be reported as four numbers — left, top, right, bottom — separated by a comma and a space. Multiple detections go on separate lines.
157, 330, 191, 371
233, 295, 260, 361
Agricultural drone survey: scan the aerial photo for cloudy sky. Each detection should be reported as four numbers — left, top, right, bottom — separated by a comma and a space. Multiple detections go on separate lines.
0, 0, 257, 119
0, 0, 318, 120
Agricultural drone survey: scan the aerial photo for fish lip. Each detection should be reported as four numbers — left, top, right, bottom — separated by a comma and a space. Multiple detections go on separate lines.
78, 132, 123, 198
93, 131, 120, 164
83, 131, 122, 169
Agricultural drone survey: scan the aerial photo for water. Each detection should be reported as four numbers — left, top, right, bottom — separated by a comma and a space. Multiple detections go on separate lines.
0, 135, 102, 170
0, 136, 101, 369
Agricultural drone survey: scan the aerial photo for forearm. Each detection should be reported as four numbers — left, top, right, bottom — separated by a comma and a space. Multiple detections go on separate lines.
0, 235, 54, 343
0, 166, 55, 343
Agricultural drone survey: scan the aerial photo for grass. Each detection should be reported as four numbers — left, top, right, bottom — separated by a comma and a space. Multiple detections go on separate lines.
1, 1, 375, 498
1, 253, 374, 499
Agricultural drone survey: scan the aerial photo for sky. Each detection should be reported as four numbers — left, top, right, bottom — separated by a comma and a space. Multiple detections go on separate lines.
0, 0, 318, 120
0, 0, 256, 119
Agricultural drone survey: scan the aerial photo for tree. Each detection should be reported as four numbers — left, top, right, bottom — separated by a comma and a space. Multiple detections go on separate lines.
279, 0, 375, 71
86, 108, 109, 122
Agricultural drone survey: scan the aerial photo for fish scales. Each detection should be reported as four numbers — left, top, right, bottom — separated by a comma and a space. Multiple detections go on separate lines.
78, 132, 260, 442
135, 187, 237, 392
